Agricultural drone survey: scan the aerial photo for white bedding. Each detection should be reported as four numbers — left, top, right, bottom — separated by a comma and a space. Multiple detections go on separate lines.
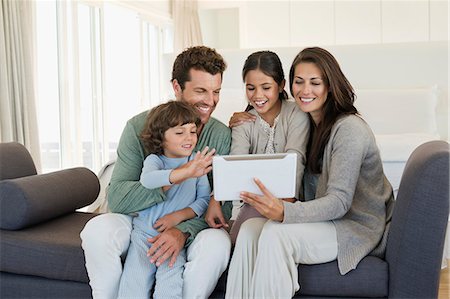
382, 161, 407, 197
376, 133, 440, 162
354, 86, 439, 135
354, 86, 441, 196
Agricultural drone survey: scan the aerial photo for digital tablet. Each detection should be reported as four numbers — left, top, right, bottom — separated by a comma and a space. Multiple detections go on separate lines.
212, 153, 297, 201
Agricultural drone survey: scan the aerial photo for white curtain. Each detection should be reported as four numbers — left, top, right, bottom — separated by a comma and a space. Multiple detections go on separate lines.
0, 0, 41, 171
172, 0, 203, 52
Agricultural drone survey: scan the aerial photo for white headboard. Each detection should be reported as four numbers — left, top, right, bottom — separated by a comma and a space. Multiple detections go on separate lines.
161, 41, 448, 141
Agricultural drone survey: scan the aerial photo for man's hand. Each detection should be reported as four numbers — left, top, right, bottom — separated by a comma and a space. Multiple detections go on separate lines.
205, 198, 229, 229
147, 227, 188, 267
228, 111, 256, 128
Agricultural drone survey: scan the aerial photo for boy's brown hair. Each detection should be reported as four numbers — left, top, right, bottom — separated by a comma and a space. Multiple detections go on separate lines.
141, 101, 201, 155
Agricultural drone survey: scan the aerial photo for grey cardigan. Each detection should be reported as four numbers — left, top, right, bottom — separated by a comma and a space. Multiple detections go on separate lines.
282, 115, 395, 274
230, 100, 309, 198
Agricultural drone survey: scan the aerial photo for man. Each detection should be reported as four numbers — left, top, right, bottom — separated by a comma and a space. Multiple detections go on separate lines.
80, 46, 233, 299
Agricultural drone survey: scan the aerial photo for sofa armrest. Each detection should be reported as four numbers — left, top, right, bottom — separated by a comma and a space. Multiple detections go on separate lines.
0, 142, 37, 180
0, 167, 100, 230
385, 141, 449, 298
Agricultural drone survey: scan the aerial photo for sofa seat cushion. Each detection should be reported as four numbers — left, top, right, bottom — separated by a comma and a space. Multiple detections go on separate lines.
0, 272, 92, 299
213, 256, 387, 298
0, 212, 98, 283
297, 256, 388, 297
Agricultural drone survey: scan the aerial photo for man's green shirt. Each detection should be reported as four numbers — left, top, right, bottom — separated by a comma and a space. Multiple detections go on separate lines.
108, 110, 232, 245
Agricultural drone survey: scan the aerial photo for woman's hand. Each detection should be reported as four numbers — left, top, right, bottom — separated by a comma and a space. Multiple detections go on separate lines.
228, 112, 256, 128
240, 178, 284, 222
205, 198, 229, 229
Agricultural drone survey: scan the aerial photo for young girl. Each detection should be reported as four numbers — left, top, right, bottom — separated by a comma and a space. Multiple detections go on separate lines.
228, 47, 394, 298
207, 51, 309, 245
118, 101, 215, 299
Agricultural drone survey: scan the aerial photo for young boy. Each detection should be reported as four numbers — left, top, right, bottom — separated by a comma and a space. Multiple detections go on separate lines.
118, 101, 215, 298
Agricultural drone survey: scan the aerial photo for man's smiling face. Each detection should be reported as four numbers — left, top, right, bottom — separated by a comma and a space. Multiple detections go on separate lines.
174, 68, 222, 126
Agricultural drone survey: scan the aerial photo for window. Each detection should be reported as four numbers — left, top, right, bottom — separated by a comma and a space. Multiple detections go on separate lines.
35, 1, 173, 173
36, 0, 60, 172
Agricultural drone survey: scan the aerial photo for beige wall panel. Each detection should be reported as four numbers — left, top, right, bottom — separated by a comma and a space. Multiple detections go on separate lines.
335, 1, 381, 44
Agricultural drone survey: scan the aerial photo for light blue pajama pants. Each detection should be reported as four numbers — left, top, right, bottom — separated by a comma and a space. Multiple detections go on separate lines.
117, 226, 186, 299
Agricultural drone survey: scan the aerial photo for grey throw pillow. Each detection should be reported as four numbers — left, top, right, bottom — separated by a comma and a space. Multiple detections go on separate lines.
0, 167, 100, 230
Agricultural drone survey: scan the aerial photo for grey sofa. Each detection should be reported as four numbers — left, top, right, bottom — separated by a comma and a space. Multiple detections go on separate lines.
0, 140, 448, 299
211, 140, 449, 299
0, 142, 99, 298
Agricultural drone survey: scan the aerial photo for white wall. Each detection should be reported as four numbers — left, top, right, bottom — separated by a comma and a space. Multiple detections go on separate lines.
195, 0, 450, 140
199, 7, 240, 49
198, 0, 448, 49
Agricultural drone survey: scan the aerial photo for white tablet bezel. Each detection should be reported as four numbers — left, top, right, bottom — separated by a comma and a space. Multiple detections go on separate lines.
212, 153, 297, 201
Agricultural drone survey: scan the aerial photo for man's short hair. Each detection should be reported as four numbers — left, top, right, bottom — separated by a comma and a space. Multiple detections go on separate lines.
171, 46, 227, 89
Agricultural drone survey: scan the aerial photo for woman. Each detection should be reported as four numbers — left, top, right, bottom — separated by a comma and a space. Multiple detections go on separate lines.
226, 47, 394, 298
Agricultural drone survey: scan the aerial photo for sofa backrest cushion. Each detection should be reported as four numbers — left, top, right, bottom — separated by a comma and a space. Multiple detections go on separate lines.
0, 142, 37, 180
0, 167, 100, 230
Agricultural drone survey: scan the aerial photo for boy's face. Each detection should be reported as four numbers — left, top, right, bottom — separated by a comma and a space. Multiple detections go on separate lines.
173, 69, 222, 125
163, 123, 198, 158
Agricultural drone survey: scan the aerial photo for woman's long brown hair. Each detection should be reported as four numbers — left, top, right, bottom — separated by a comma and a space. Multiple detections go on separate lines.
289, 47, 358, 173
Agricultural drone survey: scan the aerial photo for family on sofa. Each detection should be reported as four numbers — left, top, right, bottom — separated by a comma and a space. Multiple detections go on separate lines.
80, 45, 395, 299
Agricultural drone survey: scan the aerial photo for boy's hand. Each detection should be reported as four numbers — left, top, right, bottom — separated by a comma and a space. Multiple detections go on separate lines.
154, 212, 183, 232
170, 147, 215, 184
185, 146, 215, 178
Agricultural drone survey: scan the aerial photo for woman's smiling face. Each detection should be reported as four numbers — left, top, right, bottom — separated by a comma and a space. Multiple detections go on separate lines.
291, 62, 328, 125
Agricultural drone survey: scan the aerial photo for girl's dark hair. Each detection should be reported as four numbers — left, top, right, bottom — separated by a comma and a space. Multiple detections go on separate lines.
289, 47, 358, 173
242, 51, 288, 111
141, 101, 201, 155
171, 46, 227, 90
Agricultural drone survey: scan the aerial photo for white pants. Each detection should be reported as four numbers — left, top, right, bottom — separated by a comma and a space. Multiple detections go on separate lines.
80, 213, 231, 299
226, 218, 338, 299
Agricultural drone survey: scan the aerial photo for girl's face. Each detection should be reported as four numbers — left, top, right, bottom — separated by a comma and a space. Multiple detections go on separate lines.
245, 70, 284, 124
291, 62, 328, 125
163, 123, 198, 158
